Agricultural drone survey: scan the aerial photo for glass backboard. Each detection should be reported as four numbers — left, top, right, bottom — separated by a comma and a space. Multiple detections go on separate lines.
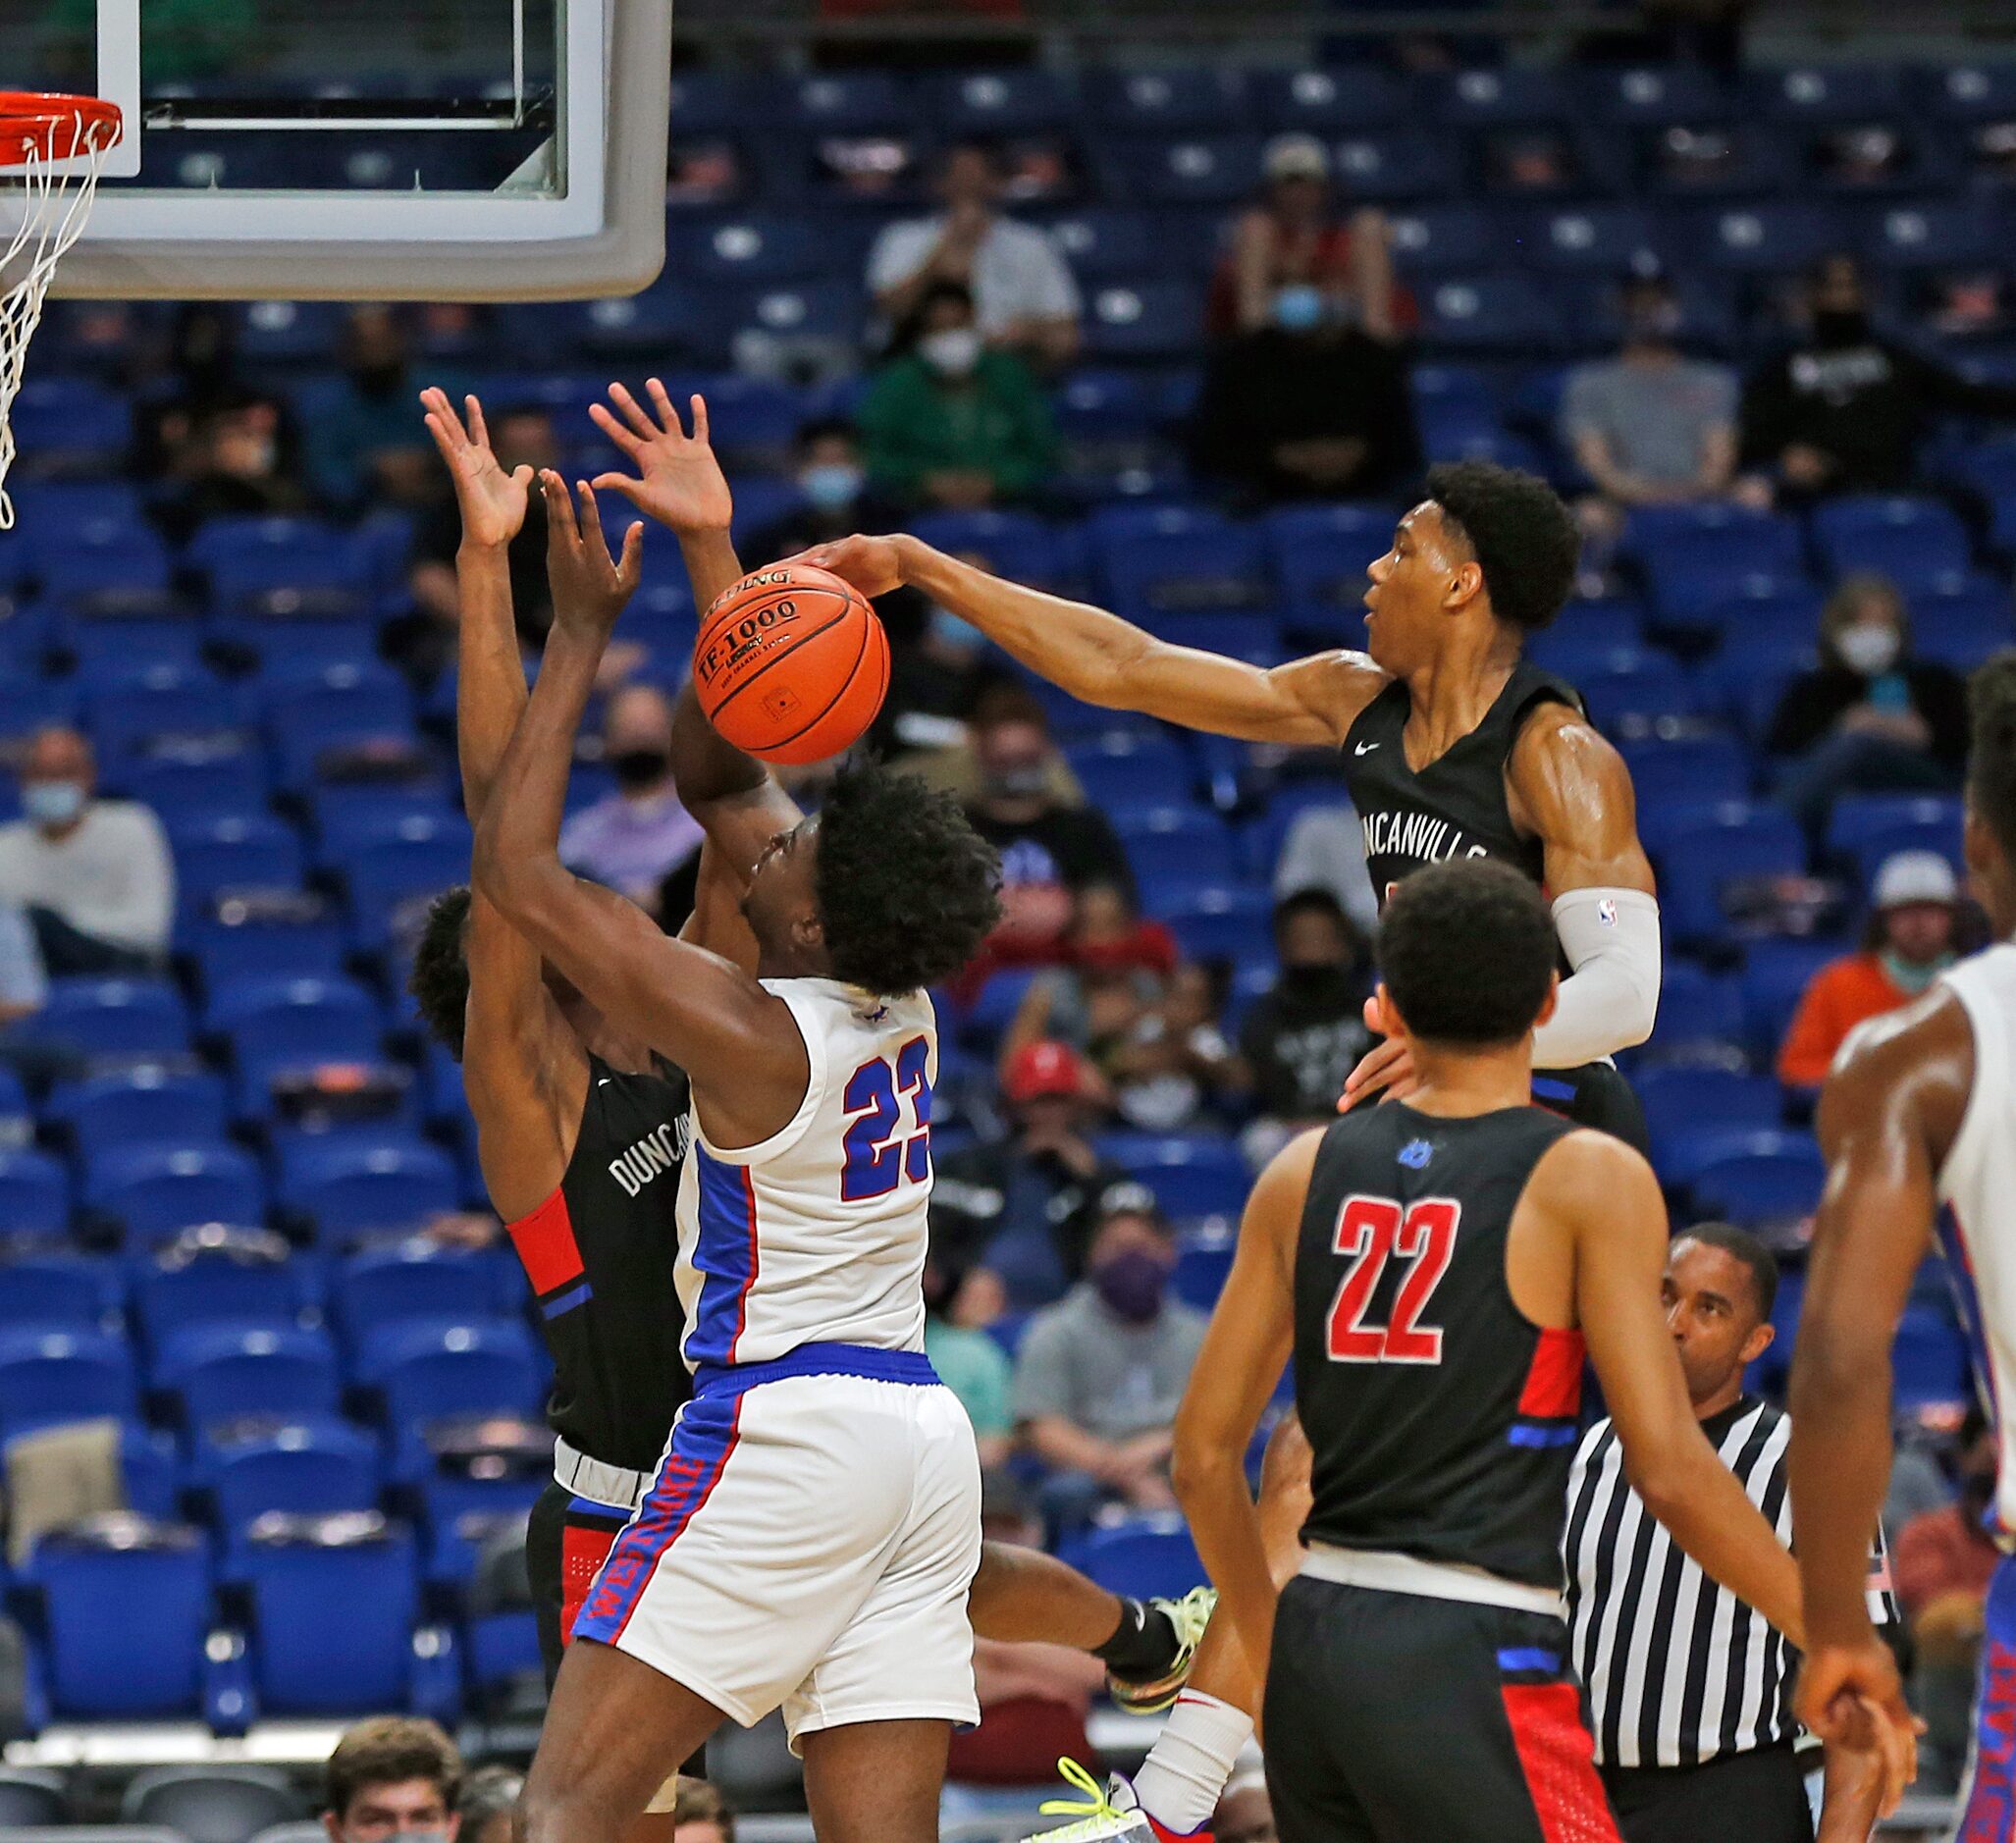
0, 0, 669, 298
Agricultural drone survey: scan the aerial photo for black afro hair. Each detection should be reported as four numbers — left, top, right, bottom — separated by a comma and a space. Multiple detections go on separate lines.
1378, 859, 1557, 1047
1426, 459, 1580, 633
408, 884, 474, 1060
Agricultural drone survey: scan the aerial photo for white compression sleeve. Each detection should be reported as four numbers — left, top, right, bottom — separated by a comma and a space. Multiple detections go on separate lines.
1529, 886, 1662, 1069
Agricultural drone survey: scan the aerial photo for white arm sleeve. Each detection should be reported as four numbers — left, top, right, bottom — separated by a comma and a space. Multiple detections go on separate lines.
1529, 886, 1662, 1069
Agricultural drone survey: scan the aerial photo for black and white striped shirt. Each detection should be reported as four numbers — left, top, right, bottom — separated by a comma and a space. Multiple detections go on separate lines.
1564, 1395, 1896, 1770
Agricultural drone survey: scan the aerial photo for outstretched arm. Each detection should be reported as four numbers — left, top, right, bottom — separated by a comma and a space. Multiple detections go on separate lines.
1171, 1130, 1316, 1688
796, 533, 1385, 746
471, 474, 809, 1149
1790, 994, 1968, 1770
420, 388, 588, 1221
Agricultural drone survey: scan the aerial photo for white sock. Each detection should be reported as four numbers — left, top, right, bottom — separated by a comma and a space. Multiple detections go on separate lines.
1132, 1690, 1254, 1836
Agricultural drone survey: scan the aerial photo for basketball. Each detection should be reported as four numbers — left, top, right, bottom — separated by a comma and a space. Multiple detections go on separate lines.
692, 562, 888, 765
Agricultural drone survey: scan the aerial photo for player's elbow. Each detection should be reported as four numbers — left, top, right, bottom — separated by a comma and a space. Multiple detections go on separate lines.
1618, 1428, 1701, 1525
1169, 1412, 1238, 1509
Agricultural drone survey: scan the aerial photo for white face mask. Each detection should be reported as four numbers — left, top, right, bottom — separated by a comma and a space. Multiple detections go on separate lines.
1835, 622, 1901, 676
22, 780, 85, 827
919, 327, 982, 378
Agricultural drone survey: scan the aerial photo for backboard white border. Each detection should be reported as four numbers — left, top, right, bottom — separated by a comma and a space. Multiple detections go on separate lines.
33, 0, 140, 181
6, 0, 671, 301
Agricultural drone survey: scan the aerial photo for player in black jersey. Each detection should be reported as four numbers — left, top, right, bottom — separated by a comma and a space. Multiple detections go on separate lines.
411, 390, 1212, 1816
1172, 861, 1801, 1843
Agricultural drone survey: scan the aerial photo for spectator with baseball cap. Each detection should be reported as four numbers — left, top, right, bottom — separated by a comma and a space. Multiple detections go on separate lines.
1777, 849, 1963, 1091
1205, 132, 1409, 341
928, 1039, 1128, 1311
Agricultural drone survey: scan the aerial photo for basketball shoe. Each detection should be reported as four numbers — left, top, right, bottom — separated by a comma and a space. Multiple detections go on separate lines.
1018, 1762, 1211, 1843
1107, 1585, 1216, 1715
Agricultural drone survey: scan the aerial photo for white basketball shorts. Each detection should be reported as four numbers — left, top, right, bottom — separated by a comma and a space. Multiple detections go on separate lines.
570, 1343, 981, 1748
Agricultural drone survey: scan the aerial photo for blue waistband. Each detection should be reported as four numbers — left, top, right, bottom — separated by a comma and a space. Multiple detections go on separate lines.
692, 1342, 940, 1400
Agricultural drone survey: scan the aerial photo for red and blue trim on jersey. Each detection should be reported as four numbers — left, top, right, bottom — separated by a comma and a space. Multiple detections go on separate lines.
505, 1185, 594, 1321
687, 1144, 761, 1367
1961, 1556, 2016, 1841
1508, 1328, 1585, 1449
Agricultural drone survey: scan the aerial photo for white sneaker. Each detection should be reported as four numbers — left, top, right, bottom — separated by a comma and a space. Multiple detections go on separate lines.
1019, 1763, 1160, 1842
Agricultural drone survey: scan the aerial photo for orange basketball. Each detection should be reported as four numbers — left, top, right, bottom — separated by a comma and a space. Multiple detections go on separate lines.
692, 563, 889, 766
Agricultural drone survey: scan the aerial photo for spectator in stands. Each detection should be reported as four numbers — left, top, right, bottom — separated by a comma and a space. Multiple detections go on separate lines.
859, 281, 1059, 513
1188, 263, 1419, 506
1560, 270, 1739, 539
930, 1041, 1129, 1309
1002, 878, 1179, 1070
743, 418, 907, 567
1013, 1194, 1208, 1532
0, 727, 173, 976
1240, 889, 1376, 1166
670, 1781, 735, 1843
320, 1715, 462, 1843
867, 140, 1082, 369
0, 905, 46, 1034
151, 394, 309, 545
557, 684, 704, 911
136, 303, 261, 477
1213, 1774, 1277, 1843
1271, 798, 1380, 936
403, 402, 563, 677
963, 694, 1133, 973
1766, 572, 1969, 840
454, 1766, 522, 1843
1777, 850, 1961, 1091
948, 1472, 1105, 1786
1105, 960, 1248, 1132
308, 304, 437, 509
1738, 252, 2016, 502
924, 1248, 1014, 1471
1206, 134, 1404, 342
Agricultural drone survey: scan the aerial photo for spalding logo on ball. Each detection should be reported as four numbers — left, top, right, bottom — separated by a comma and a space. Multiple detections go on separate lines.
693, 562, 889, 765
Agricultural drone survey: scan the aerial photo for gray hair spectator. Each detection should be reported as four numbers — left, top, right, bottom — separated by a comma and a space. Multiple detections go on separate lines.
557, 684, 704, 911
0, 726, 173, 976
866, 141, 1082, 369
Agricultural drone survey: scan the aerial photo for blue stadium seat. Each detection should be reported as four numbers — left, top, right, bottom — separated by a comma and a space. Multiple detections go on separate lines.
157, 1324, 342, 1429
7, 380, 131, 473
1615, 734, 1752, 807
1064, 730, 1196, 811
464, 1606, 543, 1708
1111, 134, 1262, 208
1741, 938, 1843, 1068
1111, 807, 1239, 884
1661, 578, 1822, 649
686, 214, 843, 285
1083, 283, 1207, 362
1264, 500, 1395, 625
1249, 67, 1409, 132
1582, 65, 1734, 127
785, 71, 911, 132
241, 1517, 427, 1714
275, 1138, 460, 1243
0, 1328, 136, 1437
1161, 886, 1274, 966
1385, 204, 1504, 273
1843, 805, 1965, 898
1418, 274, 1564, 352
1172, 1231, 1236, 1310
1657, 804, 1806, 945
25, 977, 189, 1058
185, 905, 347, 992
1638, 1067, 1785, 1174
82, 1144, 268, 1246
189, 518, 370, 610
926, 69, 1077, 134
956, 967, 1041, 1056
1668, 1129, 1826, 1225
31, 517, 170, 605
234, 300, 348, 365
1689, 201, 1847, 273
0, 1150, 73, 1241
27, 1518, 211, 1717
262, 664, 413, 751
335, 1242, 509, 1335
1751, 64, 1909, 123
1825, 793, 1964, 864
338, 812, 472, 942
1091, 508, 1271, 618
712, 281, 865, 353
1858, 198, 2001, 270
1891, 1307, 1970, 1408
120, 745, 270, 819
1640, 122, 1791, 199
1921, 61, 2016, 120
1094, 1132, 1250, 1218
1058, 1513, 1204, 1602
1623, 503, 1805, 581
1575, 651, 1703, 730
84, 668, 243, 760
204, 1421, 381, 1538
132, 1237, 315, 1347
1329, 129, 1460, 202
46, 1067, 230, 1149
1523, 204, 1669, 272
171, 814, 306, 906
1811, 496, 1974, 588
210, 975, 383, 1093
0, 1251, 116, 1334
1093, 68, 1250, 134
363, 1320, 545, 1435
1907, 576, 2013, 671
1641, 962, 1747, 1061
1436, 65, 1573, 127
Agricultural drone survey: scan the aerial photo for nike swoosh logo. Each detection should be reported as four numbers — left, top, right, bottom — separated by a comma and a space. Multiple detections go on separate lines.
1353, 742, 1379, 755
597, 1078, 611, 1086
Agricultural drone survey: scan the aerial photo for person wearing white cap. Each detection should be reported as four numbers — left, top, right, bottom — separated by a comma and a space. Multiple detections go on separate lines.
1778, 848, 1962, 1089
1208, 132, 1403, 341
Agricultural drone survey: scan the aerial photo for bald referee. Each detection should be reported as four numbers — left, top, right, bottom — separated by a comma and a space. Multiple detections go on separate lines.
1565, 1226, 1894, 1843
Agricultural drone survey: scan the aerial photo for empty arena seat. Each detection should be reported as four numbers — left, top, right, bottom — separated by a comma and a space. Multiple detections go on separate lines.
1638, 1067, 1785, 1170
334, 1241, 509, 1334
1671, 1130, 1827, 1226
926, 68, 1077, 135
1160, 886, 1275, 967
1654, 804, 1806, 945
82, 1143, 268, 1246
209, 975, 383, 1091
1093, 1132, 1250, 1218
1065, 730, 1196, 810
191, 518, 370, 611
1111, 807, 1238, 883
0, 1150, 73, 1241
275, 1137, 460, 1243
0, 1251, 116, 1334
1093, 67, 1250, 134
1891, 1307, 1970, 1408
171, 814, 306, 907
132, 1231, 314, 1345
340, 816, 473, 947
1059, 1513, 1205, 1602
46, 1066, 230, 1149
1092, 508, 1272, 618
156, 1324, 342, 1429
1811, 495, 1974, 588
362, 1319, 546, 1435
121, 1767, 303, 1843
25, 977, 189, 1058
1083, 282, 1207, 362
204, 1422, 382, 1540
1172, 1231, 1237, 1310
0, 1327, 136, 1437
26, 1515, 211, 1718
1419, 273, 1564, 352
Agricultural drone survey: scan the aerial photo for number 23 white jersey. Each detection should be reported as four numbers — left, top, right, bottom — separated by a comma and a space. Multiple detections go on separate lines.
674, 976, 938, 1369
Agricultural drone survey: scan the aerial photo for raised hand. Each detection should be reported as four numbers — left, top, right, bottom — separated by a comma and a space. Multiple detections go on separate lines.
785, 533, 907, 600
420, 387, 532, 549
541, 471, 644, 646
590, 380, 734, 538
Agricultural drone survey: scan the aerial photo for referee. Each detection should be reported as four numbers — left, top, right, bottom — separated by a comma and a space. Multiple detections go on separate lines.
1565, 1224, 1896, 1843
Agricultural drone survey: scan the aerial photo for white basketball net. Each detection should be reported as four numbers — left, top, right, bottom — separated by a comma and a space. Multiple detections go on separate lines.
0, 106, 117, 531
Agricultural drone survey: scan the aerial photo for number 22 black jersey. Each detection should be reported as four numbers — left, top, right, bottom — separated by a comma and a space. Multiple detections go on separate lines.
1294, 1100, 1586, 1590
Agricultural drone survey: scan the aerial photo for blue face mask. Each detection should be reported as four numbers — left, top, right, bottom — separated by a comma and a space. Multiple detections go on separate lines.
800, 461, 863, 512
23, 781, 84, 827
1272, 284, 1326, 333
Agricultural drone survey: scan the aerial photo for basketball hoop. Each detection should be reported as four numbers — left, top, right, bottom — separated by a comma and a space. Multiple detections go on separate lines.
0, 92, 123, 531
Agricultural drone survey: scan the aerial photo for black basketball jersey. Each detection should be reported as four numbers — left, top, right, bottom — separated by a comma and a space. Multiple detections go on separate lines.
1294, 1099, 1586, 1590
1341, 660, 1582, 907
504, 1054, 692, 1475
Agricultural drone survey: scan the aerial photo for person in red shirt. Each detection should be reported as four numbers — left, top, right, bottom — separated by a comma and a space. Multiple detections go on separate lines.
1777, 850, 1960, 1090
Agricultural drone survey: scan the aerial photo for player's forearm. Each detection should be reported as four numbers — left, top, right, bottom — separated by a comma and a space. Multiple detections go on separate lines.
1817, 1736, 1887, 1843
1172, 1443, 1278, 1681
472, 626, 599, 928
1530, 890, 1662, 1065
1789, 1319, 1896, 1652
1634, 1439, 1805, 1648
1025, 1416, 1127, 1481
453, 542, 528, 820
679, 528, 745, 617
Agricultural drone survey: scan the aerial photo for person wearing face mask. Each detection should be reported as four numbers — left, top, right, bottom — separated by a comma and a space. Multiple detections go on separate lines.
308, 302, 446, 509
1738, 252, 2016, 504
1767, 573, 1969, 843
1012, 1194, 1208, 1537
1777, 850, 1964, 1092
556, 684, 704, 914
858, 280, 1059, 514
320, 1716, 462, 1843
1561, 270, 1739, 546
1187, 253, 1421, 507
0, 726, 173, 977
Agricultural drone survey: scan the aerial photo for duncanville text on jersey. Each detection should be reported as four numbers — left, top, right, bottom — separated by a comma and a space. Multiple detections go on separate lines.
609, 1117, 694, 1198
1360, 809, 1493, 866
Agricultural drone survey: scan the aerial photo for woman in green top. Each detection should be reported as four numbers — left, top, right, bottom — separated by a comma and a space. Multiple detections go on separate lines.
859, 280, 1059, 512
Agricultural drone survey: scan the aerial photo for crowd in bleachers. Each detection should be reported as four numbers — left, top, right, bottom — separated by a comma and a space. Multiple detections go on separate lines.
2, 43, 2016, 1784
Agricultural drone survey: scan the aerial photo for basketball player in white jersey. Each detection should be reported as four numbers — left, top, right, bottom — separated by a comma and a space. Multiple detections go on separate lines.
471, 472, 1005, 1843
1785, 654, 2016, 1822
